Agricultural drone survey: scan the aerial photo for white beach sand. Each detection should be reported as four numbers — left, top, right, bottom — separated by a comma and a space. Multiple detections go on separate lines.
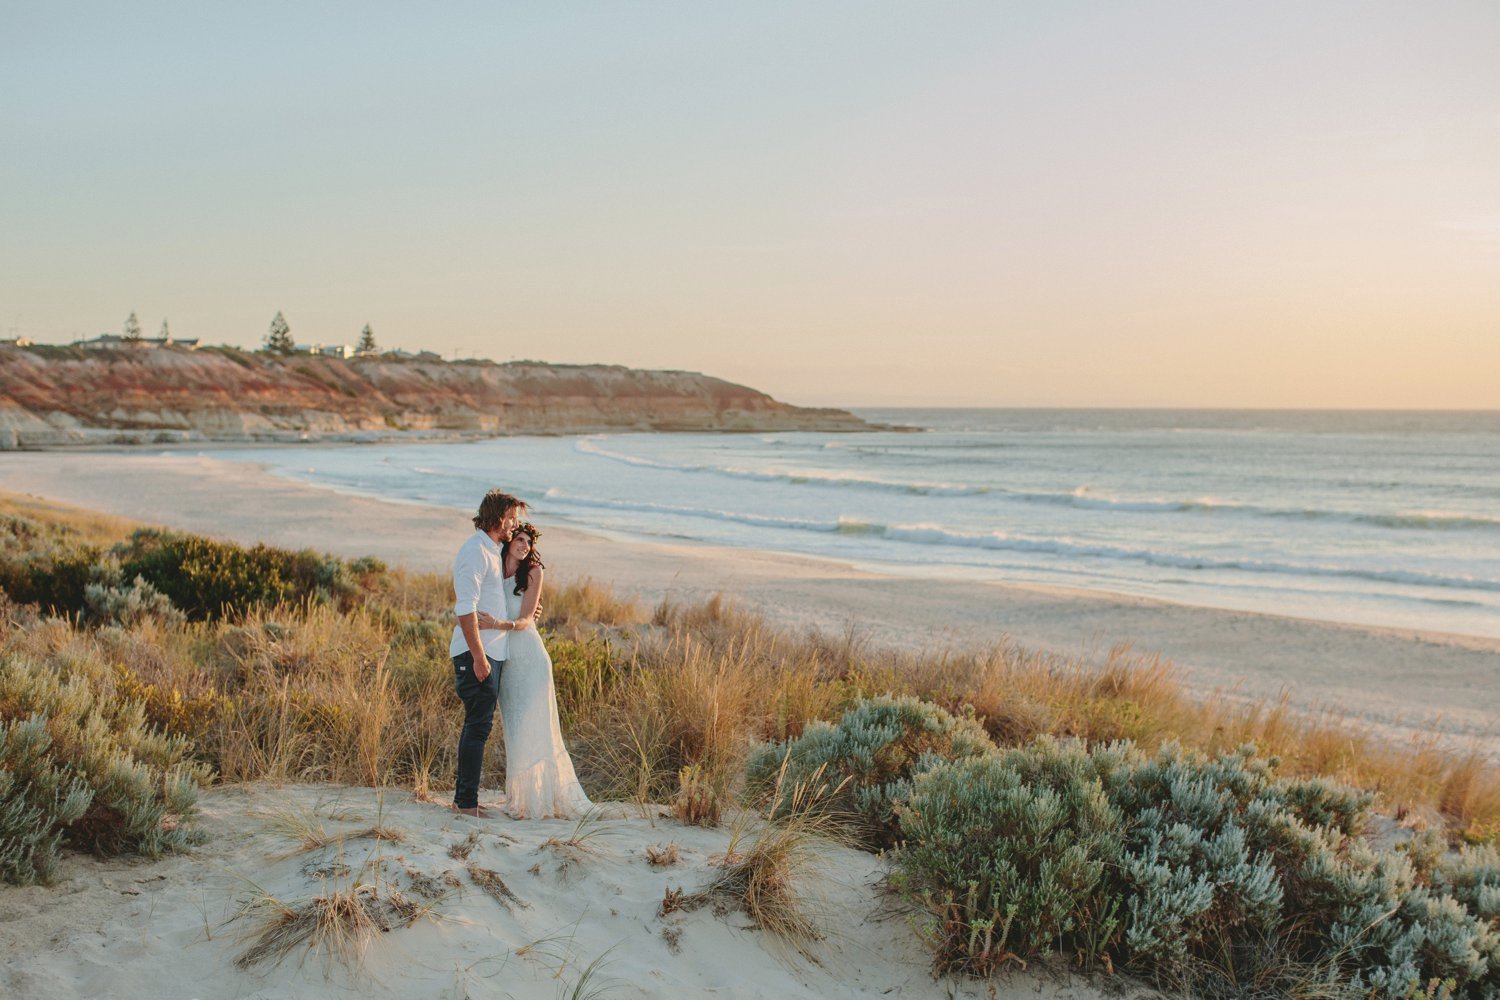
3, 450, 1497, 754
0, 783, 1128, 1000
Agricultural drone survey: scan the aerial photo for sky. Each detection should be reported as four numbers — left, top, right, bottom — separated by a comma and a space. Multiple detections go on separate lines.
2, 2, 1497, 408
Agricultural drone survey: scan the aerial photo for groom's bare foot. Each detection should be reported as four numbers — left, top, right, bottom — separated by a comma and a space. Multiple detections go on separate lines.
452, 805, 491, 818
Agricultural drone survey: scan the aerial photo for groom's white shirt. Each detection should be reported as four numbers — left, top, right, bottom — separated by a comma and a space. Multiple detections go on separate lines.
450, 530, 509, 661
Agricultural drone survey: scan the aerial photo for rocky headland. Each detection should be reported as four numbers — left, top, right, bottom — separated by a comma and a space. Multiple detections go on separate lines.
0, 345, 873, 448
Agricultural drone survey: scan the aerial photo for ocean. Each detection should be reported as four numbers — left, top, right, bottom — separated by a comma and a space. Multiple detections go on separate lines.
206, 409, 1500, 640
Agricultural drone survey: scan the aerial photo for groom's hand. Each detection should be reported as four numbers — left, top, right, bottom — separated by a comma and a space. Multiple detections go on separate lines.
532, 600, 543, 622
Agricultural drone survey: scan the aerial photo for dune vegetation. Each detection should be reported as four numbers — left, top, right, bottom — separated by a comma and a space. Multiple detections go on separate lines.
1, 489, 1497, 996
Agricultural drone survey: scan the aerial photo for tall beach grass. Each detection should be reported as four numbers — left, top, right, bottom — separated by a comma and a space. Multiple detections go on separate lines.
1, 488, 1496, 865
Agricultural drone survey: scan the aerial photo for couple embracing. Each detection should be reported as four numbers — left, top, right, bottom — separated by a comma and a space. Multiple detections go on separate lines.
449, 489, 591, 819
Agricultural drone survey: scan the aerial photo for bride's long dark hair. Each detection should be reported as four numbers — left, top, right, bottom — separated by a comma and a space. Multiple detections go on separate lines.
506, 523, 545, 596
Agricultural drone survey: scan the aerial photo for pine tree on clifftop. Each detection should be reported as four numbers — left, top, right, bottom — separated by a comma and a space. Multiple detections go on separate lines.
265, 311, 293, 355
357, 323, 377, 354
123, 311, 142, 342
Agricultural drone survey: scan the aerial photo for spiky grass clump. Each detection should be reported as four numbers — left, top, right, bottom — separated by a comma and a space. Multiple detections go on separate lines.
261, 805, 405, 857
234, 876, 429, 970
540, 807, 613, 859
672, 763, 722, 827
544, 577, 645, 630
682, 758, 850, 958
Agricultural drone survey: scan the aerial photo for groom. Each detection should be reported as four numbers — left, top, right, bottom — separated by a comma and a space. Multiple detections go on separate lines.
450, 489, 526, 817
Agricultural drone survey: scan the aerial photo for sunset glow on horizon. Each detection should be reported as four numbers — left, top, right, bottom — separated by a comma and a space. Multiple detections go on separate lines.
2, 2, 1497, 408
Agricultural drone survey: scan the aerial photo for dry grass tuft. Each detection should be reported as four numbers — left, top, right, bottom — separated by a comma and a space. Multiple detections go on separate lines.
645, 842, 680, 867
546, 577, 647, 630
658, 885, 686, 916
262, 806, 405, 857
447, 831, 479, 861
679, 758, 849, 958
262, 807, 339, 854
541, 808, 612, 856
671, 763, 722, 827
466, 864, 528, 911
234, 875, 429, 970
362, 824, 405, 844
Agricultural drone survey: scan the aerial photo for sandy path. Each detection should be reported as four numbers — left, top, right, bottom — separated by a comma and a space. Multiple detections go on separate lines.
3, 450, 1497, 754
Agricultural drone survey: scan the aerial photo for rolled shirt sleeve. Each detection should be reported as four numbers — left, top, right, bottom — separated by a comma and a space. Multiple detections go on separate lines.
453, 545, 484, 617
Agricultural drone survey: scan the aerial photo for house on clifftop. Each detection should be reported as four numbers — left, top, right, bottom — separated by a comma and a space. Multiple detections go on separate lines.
75, 333, 200, 350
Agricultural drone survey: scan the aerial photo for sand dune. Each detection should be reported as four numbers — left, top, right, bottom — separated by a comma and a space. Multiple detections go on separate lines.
0, 783, 1118, 999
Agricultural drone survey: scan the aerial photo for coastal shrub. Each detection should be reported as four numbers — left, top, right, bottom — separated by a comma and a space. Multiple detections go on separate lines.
746, 695, 995, 849
0, 717, 93, 884
0, 511, 389, 623
0, 512, 101, 615
894, 738, 1125, 974
115, 528, 372, 619
1109, 746, 1493, 995
892, 736, 1500, 995
1289, 842, 1498, 997
0, 654, 207, 867
1102, 743, 1294, 973
83, 556, 184, 626
1434, 845, 1500, 923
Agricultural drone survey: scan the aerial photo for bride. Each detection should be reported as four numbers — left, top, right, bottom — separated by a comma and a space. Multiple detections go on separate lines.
474, 522, 592, 819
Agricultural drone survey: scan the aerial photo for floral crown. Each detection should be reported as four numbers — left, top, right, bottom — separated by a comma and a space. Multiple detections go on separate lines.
513, 521, 541, 541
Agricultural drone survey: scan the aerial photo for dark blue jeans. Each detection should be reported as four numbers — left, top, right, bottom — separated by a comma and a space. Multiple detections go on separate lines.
452, 650, 502, 810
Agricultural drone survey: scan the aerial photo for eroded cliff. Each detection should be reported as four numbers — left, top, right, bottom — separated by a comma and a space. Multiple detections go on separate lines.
0, 346, 871, 448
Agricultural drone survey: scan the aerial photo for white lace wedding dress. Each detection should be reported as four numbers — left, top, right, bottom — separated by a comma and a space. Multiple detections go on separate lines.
498, 576, 592, 818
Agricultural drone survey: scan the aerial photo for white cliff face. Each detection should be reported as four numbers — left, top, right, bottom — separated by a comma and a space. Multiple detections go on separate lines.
0, 347, 870, 448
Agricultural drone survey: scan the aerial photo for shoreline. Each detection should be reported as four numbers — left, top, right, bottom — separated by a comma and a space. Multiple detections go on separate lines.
2, 449, 1497, 755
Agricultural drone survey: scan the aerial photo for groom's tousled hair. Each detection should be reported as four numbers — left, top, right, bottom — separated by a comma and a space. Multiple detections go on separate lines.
473, 490, 524, 532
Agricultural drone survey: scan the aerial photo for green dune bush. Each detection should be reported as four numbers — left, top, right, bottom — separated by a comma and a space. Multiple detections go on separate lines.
1, 510, 388, 622
83, 556, 185, 627
0, 655, 207, 884
892, 737, 1125, 972
890, 736, 1500, 996
0, 513, 101, 616
745, 694, 994, 848
0, 717, 93, 884
115, 528, 383, 619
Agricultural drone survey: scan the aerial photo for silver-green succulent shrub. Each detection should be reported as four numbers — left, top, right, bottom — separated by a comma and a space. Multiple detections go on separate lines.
0, 717, 94, 884
745, 694, 994, 849
0, 655, 207, 883
895, 735, 1498, 995
892, 736, 1125, 975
